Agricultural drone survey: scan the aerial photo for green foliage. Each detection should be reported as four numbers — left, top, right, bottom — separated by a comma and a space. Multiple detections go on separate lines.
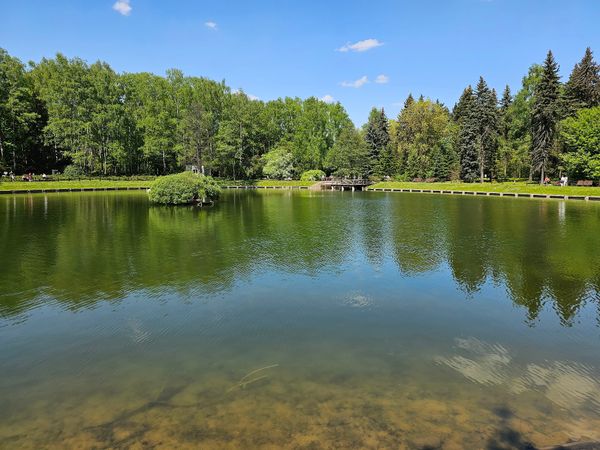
496, 65, 543, 179
0, 49, 45, 172
62, 164, 84, 179
324, 127, 369, 178
261, 141, 295, 179
560, 107, 600, 179
148, 172, 220, 205
300, 170, 325, 181
1, 46, 600, 183
364, 108, 390, 175
531, 51, 561, 182
563, 48, 600, 116
397, 98, 457, 180
474, 78, 499, 181
454, 87, 480, 182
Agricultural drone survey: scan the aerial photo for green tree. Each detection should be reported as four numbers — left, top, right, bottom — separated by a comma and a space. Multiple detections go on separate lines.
364, 107, 390, 176
455, 86, 479, 181
531, 51, 561, 183
0, 49, 45, 173
559, 107, 600, 180
501, 65, 543, 180
474, 77, 499, 182
324, 127, 369, 178
397, 98, 456, 180
563, 47, 600, 115
262, 141, 295, 179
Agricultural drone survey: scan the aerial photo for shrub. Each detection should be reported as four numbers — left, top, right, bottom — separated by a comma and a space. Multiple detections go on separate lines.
300, 170, 325, 181
63, 165, 84, 179
148, 172, 221, 205
262, 142, 295, 179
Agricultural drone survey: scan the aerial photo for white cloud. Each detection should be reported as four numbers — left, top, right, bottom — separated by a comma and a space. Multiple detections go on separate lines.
341, 76, 369, 88
205, 21, 218, 30
338, 39, 383, 53
113, 0, 132, 16
248, 94, 260, 101
321, 94, 335, 104
375, 74, 389, 84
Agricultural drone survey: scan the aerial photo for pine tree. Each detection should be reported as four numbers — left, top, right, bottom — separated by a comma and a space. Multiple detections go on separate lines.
499, 85, 512, 137
375, 143, 399, 178
564, 47, 600, 115
403, 93, 415, 110
452, 86, 474, 123
531, 51, 561, 183
474, 77, 499, 182
364, 107, 390, 175
456, 87, 479, 181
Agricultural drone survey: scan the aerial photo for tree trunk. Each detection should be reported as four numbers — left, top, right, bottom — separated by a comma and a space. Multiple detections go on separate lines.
540, 165, 545, 185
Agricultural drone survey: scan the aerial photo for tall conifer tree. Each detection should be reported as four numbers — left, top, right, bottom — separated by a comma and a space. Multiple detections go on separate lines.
564, 47, 600, 114
403, 93, 415, 110
453, 86, 474, 123
455, 87, 479, 181
499, 85, 512, 138
531, 51, 561, 183
364, 107, 390, 175
474, 78, 499, 182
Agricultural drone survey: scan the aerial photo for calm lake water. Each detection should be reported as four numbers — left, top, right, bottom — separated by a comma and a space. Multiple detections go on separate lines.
1, 190, 600, 449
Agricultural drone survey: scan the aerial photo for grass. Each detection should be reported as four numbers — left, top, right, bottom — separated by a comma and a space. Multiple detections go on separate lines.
0, 179, 151, 191
219, 179, 317, 187
368, 181, 600, 197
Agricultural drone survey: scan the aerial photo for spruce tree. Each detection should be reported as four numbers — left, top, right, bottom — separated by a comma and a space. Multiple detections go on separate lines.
531, 51, 561, 183
375, 143, 399, 178
364, 107, 390, 176
403, 93, 415, 110
564, 47, 600, 115
500, 86, 512, 117
456, 88, 479, 181
474, 77, 499, 182
499, 85, 512, 138
453, 86, 474, 123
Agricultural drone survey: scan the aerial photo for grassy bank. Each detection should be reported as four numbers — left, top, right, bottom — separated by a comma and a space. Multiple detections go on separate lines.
0, 179, 151, 191
0, 179, 317, 192
368, 181, 600, 197
219, 180, 317, 187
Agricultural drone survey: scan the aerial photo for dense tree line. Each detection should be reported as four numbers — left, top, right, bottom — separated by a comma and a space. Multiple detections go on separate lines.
0, 49, 353, 179
1, 47, 598, 182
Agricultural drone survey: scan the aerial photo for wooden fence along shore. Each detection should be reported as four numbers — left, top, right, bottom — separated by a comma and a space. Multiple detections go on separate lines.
367, 187, 600, 201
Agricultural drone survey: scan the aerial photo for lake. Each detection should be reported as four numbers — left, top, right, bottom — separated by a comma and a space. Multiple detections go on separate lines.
1, 190, 600, 449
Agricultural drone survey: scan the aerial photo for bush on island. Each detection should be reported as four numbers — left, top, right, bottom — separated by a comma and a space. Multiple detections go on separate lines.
300, 170, 325, 181
148, 172, 221, 205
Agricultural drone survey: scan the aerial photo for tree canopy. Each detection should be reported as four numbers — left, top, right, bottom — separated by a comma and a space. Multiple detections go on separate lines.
1, 47, 599, 183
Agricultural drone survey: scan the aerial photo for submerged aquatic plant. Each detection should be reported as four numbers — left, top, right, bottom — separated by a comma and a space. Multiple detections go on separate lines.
227, 364, 279, 393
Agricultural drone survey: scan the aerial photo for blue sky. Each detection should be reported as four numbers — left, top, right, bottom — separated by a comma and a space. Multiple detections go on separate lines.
2, 0, 599, 125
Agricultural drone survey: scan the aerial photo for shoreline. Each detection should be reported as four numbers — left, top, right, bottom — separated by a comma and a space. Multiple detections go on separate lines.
368, 186, 600, 201
3, 182, 600, 202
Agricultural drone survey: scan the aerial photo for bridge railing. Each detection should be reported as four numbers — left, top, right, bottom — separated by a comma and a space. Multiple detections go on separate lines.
322, 178, 371, 185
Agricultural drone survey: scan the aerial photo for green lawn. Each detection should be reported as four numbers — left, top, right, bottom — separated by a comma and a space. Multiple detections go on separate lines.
368, 181, 600, 197
220, 180, 317, 187
0, 179, 151, 191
